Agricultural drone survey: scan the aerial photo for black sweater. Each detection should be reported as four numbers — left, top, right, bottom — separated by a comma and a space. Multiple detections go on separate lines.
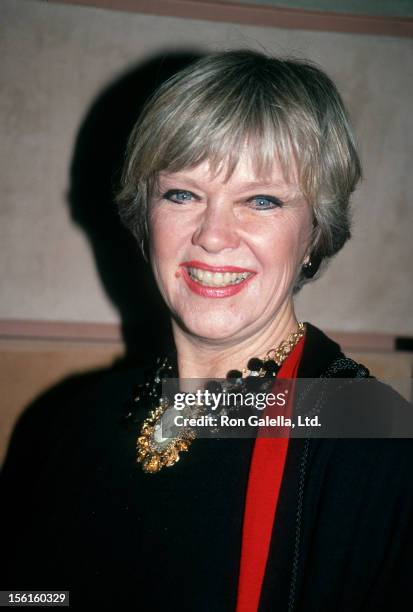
1, 324, 413, 611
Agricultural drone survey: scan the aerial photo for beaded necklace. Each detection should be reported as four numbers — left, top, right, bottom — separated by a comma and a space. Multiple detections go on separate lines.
132, 323, 305, 473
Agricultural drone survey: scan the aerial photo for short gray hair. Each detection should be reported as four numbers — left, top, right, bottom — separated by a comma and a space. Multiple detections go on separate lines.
116, 49, 361, 291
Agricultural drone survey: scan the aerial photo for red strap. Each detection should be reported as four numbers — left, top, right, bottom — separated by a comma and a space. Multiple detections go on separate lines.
236, 335, 305, 612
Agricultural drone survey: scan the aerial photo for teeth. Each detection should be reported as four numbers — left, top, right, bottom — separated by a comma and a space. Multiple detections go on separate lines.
187, 267, 251, 287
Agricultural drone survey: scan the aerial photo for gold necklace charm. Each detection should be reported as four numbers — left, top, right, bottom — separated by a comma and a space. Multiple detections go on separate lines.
137, 401, 196, 474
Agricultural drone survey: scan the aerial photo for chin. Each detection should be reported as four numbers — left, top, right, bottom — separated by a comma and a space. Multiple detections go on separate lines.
177, 313, 247, 342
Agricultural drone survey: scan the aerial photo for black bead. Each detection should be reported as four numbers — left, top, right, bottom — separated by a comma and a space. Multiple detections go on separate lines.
226, 369, 243, 381
245, 375, 264, 391
205, 380, 223, 394
247, 357, 264, 372
263, 360, 280, 375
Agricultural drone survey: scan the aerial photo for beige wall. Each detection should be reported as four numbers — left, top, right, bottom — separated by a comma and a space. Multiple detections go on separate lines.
1, 0, 412, 334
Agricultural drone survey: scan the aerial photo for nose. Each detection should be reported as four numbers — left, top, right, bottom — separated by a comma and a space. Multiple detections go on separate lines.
191, 200, 241, 253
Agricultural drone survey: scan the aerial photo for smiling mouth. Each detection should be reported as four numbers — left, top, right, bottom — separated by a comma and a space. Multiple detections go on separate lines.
186, 267, 253, 287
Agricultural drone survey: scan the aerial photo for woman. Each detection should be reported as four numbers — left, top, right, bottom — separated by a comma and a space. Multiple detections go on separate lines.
2, 50, 412, 611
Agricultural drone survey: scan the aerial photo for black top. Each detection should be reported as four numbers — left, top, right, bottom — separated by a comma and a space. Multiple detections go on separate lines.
1, 323, 413, 611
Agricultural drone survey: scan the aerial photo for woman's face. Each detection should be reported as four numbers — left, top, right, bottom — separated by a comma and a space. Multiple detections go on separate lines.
148, 151, 312, 344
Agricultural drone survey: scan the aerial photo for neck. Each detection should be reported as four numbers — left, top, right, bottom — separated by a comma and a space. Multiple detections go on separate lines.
172, 303, 299, 379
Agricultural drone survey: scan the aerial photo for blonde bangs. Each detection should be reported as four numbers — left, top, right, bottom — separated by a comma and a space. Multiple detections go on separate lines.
140, 84, 305, 193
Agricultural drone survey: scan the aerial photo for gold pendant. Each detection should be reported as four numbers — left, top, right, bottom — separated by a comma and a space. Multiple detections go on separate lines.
136, 404, 196, 474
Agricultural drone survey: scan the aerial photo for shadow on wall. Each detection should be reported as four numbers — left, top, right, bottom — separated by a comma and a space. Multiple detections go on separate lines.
68, 49, 204, 366
0, 51, 205, 473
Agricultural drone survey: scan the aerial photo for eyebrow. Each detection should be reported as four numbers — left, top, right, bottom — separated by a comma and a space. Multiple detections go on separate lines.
158, 174, 294, 192
235, 180, 290, 191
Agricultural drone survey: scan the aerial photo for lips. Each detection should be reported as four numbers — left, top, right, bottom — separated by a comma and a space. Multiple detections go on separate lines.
180, 261, 256, 274
179, 261, 256, 298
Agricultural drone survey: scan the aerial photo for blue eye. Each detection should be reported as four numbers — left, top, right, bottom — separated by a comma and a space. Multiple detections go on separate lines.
250, 195, 283, 209
163, 190, 194, 203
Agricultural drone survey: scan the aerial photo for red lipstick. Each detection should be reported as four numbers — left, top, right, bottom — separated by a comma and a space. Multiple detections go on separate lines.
179, 261, 256, 298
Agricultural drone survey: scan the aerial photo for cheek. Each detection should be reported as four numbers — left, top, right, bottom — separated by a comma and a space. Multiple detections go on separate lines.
149, 214, 176, 265
148, 217, 167, 284
148, 209, 165, 248
148, 214, 188, 297
254, 220, 310, 275
149, 207, 189, 252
